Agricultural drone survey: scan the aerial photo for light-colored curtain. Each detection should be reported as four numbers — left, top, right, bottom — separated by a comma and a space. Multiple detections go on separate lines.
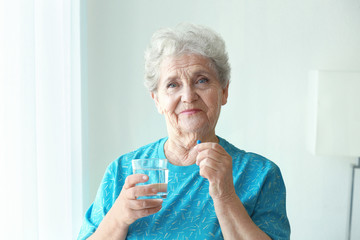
0, 1, 83, 239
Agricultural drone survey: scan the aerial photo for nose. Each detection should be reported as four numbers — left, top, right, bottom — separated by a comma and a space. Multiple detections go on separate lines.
181, 85, 198, 103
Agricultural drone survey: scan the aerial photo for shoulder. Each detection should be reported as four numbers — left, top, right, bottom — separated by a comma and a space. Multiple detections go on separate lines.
218, 136, 280, 176
108, 137, 167, 171
99, 137, 168, 194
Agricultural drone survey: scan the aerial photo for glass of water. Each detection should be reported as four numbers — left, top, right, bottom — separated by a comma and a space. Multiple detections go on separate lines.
132, 158, 168, 199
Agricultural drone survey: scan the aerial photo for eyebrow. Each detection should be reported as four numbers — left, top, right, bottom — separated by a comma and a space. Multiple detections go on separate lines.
163, 69, 213, 82
192, 70, 213, 77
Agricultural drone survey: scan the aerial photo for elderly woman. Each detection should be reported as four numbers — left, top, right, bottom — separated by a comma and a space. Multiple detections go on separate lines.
78, 23, 290, 240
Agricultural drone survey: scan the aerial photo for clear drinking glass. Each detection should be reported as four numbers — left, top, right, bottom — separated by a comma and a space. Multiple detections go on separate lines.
132, 158, 168, 199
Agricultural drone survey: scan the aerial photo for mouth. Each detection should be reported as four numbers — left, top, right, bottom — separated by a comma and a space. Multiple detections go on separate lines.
180, 108, 202, 115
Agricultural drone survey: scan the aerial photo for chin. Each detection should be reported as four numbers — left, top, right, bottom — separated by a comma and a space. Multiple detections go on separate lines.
179, 122, 210, 134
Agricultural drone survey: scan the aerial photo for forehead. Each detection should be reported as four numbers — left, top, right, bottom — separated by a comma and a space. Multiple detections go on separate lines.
159, 54, 216, 78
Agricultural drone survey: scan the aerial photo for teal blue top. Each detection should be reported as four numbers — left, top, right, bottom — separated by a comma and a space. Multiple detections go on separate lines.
78, 137, 290, 239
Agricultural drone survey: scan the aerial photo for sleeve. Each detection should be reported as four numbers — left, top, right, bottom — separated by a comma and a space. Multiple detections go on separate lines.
251, 165, 291, 240
77, 162, 119, 240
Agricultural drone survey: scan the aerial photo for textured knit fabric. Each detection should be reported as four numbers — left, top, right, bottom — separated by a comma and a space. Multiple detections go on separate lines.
78, 137, 290, 239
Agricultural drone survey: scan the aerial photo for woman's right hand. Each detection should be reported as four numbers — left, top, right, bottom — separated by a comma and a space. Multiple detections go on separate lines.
110, 174, 164, 228
88, 174, 163, 239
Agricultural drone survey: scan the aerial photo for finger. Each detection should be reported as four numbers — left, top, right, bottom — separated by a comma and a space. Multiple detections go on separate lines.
195, 142, 228, 156
125, 185, 160, 200
199, 162, 217, 180
133, 205, 163, 219
198, 157, 221, 172
196, 149, 223, 165
128, 199, 163, 210
124, 174, 149, 189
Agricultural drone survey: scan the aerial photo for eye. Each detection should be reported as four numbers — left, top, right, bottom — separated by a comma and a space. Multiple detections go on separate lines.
197, 78, 209, 84
167, 82, 178, 88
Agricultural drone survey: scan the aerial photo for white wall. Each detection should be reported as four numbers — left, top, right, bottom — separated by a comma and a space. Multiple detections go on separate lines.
85, 0, 360, 239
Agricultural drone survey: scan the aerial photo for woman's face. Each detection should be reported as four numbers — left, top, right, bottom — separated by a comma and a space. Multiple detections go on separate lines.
152, 54, 229, 137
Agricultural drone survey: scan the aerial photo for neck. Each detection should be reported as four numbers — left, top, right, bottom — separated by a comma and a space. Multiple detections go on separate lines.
164, 131, 218, 166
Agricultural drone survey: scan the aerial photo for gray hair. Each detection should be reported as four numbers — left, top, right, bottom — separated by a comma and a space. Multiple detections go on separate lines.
144, 23, 231, 92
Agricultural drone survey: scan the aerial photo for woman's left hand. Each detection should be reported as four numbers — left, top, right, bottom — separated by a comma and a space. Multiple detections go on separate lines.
195, 142, 236, 201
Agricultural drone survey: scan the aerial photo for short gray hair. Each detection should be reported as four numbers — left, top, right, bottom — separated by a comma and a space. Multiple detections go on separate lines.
144, 23, 231, 92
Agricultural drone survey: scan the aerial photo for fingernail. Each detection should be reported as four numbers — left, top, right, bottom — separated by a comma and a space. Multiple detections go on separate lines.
142, 175, 148, 180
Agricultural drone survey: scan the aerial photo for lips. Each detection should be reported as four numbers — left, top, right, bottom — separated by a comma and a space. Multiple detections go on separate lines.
180, 108, 202, 115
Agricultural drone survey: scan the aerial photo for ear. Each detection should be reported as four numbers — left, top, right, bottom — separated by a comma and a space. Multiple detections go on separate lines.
151, 92, 163, 114
221, 83, 229, 105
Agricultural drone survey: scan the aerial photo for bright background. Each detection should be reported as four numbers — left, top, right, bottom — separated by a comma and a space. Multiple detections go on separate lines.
1, 0, 83, 239
84, 1, 360, 240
